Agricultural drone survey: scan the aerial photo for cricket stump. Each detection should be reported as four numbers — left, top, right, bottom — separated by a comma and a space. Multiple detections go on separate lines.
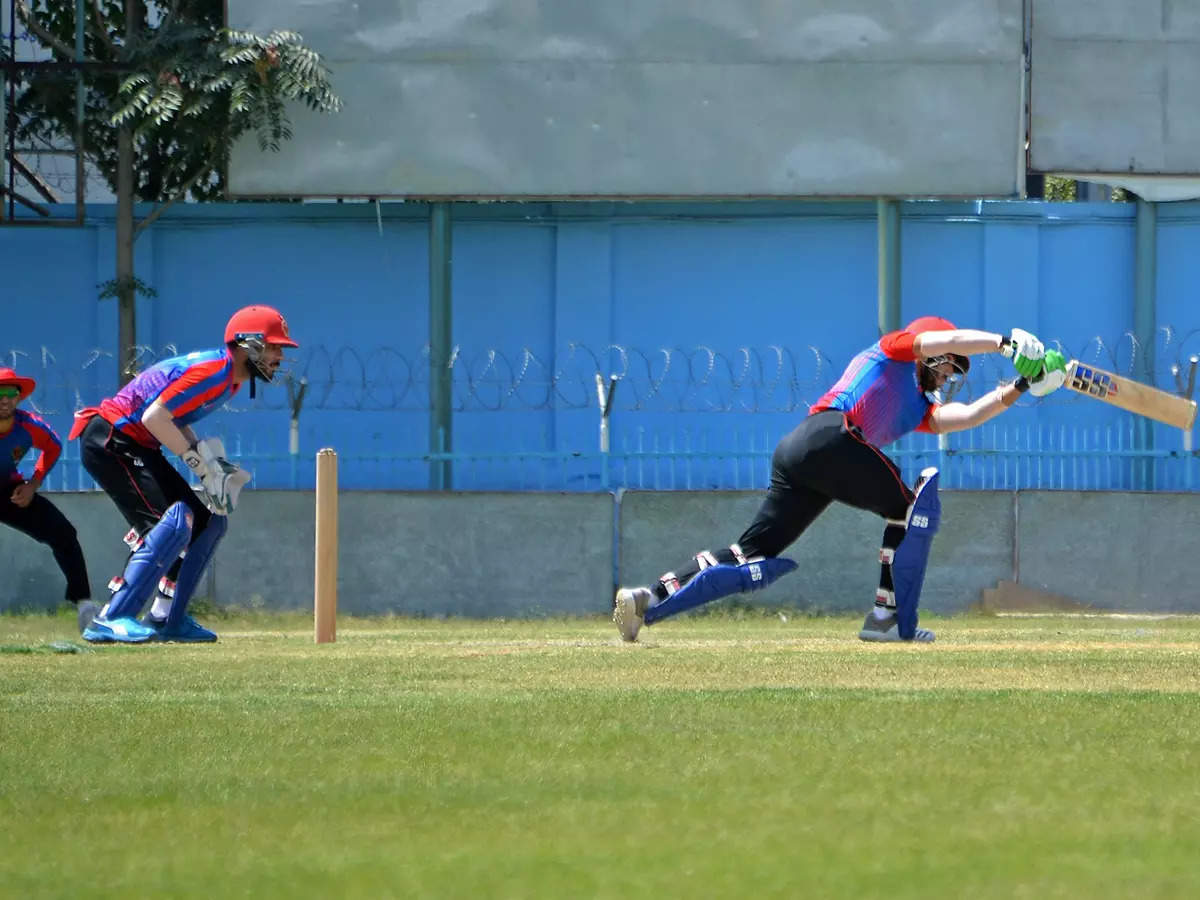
314, 448, 338, 643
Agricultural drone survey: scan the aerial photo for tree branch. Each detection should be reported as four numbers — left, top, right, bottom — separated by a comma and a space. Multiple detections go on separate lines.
91, 0, 118, 55
14, 1, 78, 59
134, 162, 212, 237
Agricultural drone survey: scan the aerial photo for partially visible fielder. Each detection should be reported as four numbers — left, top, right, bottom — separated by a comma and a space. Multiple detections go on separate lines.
613, 317, 1067, 643
70, 305, 298, 643
0, 367, 97, 631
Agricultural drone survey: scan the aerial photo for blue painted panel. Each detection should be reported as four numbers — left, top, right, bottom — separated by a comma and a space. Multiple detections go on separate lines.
5, 199, 1200, 491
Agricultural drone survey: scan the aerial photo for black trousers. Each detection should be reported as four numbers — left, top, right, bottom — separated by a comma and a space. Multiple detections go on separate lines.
652, 410, 915, 598
76, 416, 213, 584
1, 482, 91, 601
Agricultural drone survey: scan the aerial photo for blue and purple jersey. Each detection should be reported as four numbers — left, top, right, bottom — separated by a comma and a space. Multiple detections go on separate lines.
810, 330, 937, 446
92, 349, 240, 448
0, 409, 62, 485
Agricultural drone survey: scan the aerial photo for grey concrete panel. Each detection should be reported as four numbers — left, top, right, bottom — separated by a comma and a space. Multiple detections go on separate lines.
1016, 491, 1200, 611
227, 492, 614, 617
236, 0, 1022, 64
1031, 1, 1200, 174
0, 493, 129, 612
618, 490, 1014, 615
1, 491, 614, 618
229, 0, 1023, 198
325, 492, 614, 616
929, 492, 1015, 612
16, 490, 1199, 617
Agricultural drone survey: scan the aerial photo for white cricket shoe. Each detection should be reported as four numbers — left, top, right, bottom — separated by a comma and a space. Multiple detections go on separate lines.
613, 587, 652, 642
858, 610, 935, 643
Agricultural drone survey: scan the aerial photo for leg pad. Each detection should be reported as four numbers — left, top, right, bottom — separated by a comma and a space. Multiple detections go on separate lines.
644, 557, 797, 625
893, 468, 941, 639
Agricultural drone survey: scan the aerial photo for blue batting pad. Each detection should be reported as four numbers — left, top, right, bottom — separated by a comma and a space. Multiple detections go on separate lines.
164, 514, 227, 630
644, 557, 797, 625
106, 502, 193, 620
893, 470, 941, 640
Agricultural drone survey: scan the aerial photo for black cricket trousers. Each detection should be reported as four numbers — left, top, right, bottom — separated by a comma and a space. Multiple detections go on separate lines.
1, 482, 91, 601
650, 410, 916, 598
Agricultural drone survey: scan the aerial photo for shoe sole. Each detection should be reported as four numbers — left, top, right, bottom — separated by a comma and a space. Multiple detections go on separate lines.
613, 590, 642, 642
153, 634, 218, 643
858, 629, 902, 643
858, 629, 935, 643
81, 629, 154, 644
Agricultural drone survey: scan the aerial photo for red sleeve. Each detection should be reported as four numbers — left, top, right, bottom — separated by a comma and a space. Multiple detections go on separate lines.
915, 404, 938, 434
879, 330, 918, 361
25, 415, 63, 483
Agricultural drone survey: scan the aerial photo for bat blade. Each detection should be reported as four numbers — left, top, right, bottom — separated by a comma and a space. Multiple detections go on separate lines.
1065, 361, 1197, 429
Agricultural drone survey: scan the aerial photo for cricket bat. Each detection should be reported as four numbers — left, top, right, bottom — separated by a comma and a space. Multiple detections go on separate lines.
1001, 344, 1197, 429
1061, 360, 1197, 430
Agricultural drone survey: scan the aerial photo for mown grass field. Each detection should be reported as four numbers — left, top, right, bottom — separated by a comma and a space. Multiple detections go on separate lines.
3, 610, 1199, 899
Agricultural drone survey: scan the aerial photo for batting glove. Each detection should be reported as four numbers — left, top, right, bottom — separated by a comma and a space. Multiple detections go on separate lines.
1029, 349, 1067, 398
1006, 328, 1045, 379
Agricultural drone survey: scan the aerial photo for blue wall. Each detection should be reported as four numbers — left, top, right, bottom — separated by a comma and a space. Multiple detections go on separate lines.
4, 199, 1199, 490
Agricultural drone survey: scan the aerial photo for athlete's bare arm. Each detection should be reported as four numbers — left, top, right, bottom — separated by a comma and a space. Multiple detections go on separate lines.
927, 380, 1026, 434
912, 329, 1004, 360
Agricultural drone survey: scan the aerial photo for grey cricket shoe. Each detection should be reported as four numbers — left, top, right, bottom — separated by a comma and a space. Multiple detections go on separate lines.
76, 600, 100, 634
613, 587, 652, 642
858, 609, 935, 643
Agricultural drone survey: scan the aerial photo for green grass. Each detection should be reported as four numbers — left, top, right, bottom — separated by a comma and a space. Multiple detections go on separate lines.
3, 610, 1200, 899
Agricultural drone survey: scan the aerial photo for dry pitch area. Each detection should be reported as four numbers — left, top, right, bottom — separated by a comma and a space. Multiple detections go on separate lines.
2, 611, 1199, 899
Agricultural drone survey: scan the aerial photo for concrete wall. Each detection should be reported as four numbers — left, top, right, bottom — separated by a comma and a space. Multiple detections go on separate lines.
0, 491, 614, 617
619, 490, 1013, 614
3, 489, 1196, 616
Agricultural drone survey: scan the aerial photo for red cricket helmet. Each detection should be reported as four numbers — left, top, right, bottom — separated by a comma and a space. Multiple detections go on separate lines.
224, 305, 298, 385
905, 315, 957, 334
0, 367, 36, 402
224, 305, 299, 348
905, 315, 970, 377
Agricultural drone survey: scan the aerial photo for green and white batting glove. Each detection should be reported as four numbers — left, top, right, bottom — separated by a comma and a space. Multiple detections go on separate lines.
1006, 328, 1045, 379
1029, 349, 1067, 398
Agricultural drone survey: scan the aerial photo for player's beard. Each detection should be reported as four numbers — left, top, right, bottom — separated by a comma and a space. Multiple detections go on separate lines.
917, 363, 940, 395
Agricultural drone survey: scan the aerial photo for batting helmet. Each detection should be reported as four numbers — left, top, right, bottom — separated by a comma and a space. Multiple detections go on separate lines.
224, 305, 298, 384
905, 315, 969, 376
224, 305, 298, 348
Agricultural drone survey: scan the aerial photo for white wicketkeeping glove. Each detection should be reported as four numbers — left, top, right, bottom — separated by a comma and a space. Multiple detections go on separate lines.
193, 438, 252, 515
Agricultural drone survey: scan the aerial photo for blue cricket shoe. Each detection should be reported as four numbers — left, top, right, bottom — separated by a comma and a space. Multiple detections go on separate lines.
82, 614, 158, 644
144, 615, 218, 643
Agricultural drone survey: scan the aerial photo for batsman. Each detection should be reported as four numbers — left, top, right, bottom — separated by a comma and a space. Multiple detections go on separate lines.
71, 305, 298, 643
614, 317, 1067, 643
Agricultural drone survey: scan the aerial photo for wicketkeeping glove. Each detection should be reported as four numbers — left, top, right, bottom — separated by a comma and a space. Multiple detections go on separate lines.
192, 438, 252, 515
1006, 328, 1046, 379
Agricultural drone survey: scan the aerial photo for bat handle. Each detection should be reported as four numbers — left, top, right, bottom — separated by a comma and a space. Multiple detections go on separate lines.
999, 340, 1014, 360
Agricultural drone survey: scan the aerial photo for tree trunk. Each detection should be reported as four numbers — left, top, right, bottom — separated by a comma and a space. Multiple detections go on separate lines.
116, 0, 143, 386
116, 123, 136, 386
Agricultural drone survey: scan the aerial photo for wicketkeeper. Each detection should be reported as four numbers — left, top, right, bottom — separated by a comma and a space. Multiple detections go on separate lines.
0, 367, 96, 631
70, 305, 298, 643
614, 317, 1068, 643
